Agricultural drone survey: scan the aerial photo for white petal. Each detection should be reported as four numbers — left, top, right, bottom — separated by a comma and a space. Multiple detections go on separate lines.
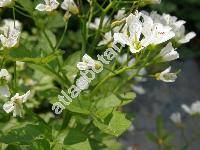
50, 0, 59, 10
21, 90, 31, 103
35, 4, 47, 11
113, 33, 129, 47
181, 104, 191, 114
13, 104, 23, 117
178, 32, 196, 44
159, 42, 174, 56
3, 101, 14, 113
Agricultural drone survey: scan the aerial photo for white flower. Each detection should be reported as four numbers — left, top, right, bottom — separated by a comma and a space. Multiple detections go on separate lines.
170, 112, 181, 125
181, 100, 200, 115
0, 0, 13, 7
114, 8, 126, 20
35, 0, 59, 12
145, 11, 196, 44
0, 85, 10, 97
77, 54, 100, 71
3, 90, 31, 117
89, 16, 109, 30
61, 0, 79, 14
76, 76, 89, 90
158, 42, 179, 62
0, 69, 11, 81
114, 13, 146, 53
0, 26, 21, 48
141, 13, 175, 45
156, 66, 177, 82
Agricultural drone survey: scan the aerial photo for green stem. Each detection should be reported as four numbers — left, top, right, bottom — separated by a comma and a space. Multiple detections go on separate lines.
91, 64, 135, 96
55, 22, 68, 50
13, 62, 17, 92
90, 1, 115, 51
43, 31, 71, 86
12, 7, 16, 27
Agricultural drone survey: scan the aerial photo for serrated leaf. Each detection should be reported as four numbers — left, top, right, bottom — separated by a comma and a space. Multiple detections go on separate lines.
93, 111, 132, 137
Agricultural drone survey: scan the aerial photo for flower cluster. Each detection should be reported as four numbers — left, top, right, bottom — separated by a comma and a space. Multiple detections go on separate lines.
0, 19, 21, 49
36, 0, 79, 15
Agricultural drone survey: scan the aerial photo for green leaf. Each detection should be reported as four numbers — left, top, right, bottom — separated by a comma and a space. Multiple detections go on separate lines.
38, 30, 57, 53
5, 49, 63, 63
28, 139, 51, 150
66, 96, 91, 115
93, 111, 132, 137
156, 116, 164, 137
0, 123, 51, 145
17, 0, 34, 14
62, 51, 81, 82
63, 128, 92, 150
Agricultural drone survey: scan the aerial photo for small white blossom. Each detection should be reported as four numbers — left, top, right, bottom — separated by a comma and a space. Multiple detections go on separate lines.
170, 112, 182, 125
35, 0, 59, 12
144, 11, 196, 44
158, 42, 179, 62
89, 16, 109, 30
181, 100, 200, 115
0, 69, 11, 81
77, 54, 100, 71
3, 90, 31, 117
114, 13, 145, 53
0, 0, 13, 7
156, 66, 177, 82
61, 0, 79, 14
0, 26, 21, 48
141, 13, 175, 45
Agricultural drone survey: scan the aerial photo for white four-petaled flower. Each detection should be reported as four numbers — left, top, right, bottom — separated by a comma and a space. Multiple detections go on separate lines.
144, 11, 196, 44
0, 69, 11, 81
156, 66, 177, 82
35, 0, 59, 12
170, 112, 182, 125
158, 42, 179, 62
0, 20, 21, 49
3, 90, 31, 117
0, 28, 20, 48
61, 0, 79, 14
0, 69, 11, 98
77, 54, 100, 71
